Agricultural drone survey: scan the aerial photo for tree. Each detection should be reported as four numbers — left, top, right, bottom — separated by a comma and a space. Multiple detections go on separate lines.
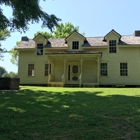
34, 31, 53, 39
10, 22, 84, 65
0, 0, 61, 32
9, 41, 20, 66
2, 71, 18, 78
0, 30, 10, 60
34, 22, 81, 38
0, 66, 7, 77
53, 22, 79, 38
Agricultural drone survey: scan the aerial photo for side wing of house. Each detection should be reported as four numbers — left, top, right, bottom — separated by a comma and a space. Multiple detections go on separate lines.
16, 35, 50, 85
94, 30, 140, 85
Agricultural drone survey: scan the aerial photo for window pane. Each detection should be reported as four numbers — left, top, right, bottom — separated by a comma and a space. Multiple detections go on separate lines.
73, 65, 78, 73
100, 63, 107, 76
37, 44, 43, 55
120, 63, 128, 76
28, 64, 34, 76
109, 40, 116, 53
45, 64, 51, 76
72, 41, 79, 50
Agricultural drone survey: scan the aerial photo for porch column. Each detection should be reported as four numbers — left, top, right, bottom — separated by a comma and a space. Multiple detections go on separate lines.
48, 57, 51, 83
79, 56, 83, 87
62, 56, 66, 86
97, 56, 100, 84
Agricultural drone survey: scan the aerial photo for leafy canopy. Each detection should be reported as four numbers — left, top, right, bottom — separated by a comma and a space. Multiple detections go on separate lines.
2, 71, 18, 78
0, 30, 10, 60
0, 66, 7, 77
34, 22, 80, 38
0, 0, 61, 32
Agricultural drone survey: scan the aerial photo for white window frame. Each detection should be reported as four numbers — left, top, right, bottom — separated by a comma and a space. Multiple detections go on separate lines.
109, 40, 116, 53
37, 43, 43, 55
45, 64, 51, 76
120, 63, 128, 76
28, 64, 34, 76
72, 41, 79, 50
100, 63, 108, 76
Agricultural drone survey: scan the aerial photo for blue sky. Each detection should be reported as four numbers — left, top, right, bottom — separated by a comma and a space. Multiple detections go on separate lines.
1, 0, 140, 72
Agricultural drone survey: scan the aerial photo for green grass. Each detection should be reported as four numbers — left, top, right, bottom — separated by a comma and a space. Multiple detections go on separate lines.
0, 86, 140, 140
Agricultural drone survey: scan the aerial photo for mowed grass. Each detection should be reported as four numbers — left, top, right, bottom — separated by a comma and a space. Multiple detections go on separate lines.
0, 87, 140, 140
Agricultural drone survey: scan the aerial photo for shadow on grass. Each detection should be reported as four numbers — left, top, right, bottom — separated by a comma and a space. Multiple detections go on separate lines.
0, 88, 140, 140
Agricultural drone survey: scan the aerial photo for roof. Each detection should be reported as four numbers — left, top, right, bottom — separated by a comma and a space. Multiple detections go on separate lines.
83, 37, 108, 46
104, 29, 121, 41
15, 39, 35, 50
14, 31, 140, 50
119, 35, 140, 45
44, 38, 67, 48
65, 31, 86, 41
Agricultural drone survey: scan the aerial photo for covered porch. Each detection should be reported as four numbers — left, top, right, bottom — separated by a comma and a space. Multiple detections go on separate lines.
45, 51, 102, 87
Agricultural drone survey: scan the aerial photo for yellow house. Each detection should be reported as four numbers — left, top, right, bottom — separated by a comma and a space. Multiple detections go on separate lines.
15, 30, 140, 87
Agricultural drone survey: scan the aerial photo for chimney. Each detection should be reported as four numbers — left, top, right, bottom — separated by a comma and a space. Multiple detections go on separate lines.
133, 30, 140, 37
21, 36, 29, 41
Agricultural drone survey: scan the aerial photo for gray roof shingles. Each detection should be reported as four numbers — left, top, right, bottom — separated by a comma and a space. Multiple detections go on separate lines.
15, 35, 140, 49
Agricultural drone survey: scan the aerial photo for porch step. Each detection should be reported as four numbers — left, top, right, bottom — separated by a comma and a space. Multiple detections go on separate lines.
64, 84, 80, 87
48, 82, 63, 87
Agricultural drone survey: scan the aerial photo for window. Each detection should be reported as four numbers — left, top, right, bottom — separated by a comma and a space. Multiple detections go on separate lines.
45, 64, 51, 76
100, 63, 107, 76
120, 63, 128, 76
109, 40, 116, 53
28, 64, 34, 76
72, 41, 79, 49
37, 44, 43, 55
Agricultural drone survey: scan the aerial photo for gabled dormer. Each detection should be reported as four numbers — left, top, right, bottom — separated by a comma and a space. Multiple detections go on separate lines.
33, 34, 48, 55
65, 31, 86, 51
104, 29, 121, 53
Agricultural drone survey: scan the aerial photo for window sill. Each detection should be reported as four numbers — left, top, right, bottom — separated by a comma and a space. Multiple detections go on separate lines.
108, 53, 118, 54
100, 76, 109, 78
119, 76, 129, 78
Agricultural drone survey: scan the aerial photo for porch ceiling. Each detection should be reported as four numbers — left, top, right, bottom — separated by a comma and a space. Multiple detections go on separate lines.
45, 51, 102, 55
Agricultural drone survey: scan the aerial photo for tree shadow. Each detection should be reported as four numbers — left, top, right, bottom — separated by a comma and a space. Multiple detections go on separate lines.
0, 88, 140, 140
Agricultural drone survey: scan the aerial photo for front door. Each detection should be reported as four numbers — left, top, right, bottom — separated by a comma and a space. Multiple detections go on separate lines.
67, 62, 80, 84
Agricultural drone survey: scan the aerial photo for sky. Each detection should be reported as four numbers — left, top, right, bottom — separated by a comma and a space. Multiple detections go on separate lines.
1, 0, 140, 73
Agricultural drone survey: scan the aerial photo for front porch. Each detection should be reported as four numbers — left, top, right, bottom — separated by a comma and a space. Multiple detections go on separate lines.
46, 52, 101, 87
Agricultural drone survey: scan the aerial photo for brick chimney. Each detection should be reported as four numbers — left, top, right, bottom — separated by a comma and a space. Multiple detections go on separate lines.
21, 36, 29, 41
133, 30, 140, 37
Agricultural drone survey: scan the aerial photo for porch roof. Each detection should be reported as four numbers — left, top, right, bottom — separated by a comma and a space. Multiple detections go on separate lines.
45, 51, 102, 55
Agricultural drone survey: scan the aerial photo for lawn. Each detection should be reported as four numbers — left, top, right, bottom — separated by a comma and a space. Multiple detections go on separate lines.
0, 86, 140, 140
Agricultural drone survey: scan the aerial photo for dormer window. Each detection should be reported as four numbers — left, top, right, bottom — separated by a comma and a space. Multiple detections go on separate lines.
72, 41, 79, 50
109, 40, 116, 53
37, 43, 43, 55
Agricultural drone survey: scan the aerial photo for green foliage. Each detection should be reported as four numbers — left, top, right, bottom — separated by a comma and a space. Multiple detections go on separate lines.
34, 22, 82, 39
0, 30, 10, 41
2, 71, 18, 78
10, 48, 19, 66
0, 30, 10, 60
34, 31, 53, 39
53, 22, 79, 38
0, 0, 61, 32
0, 66, 7, 77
